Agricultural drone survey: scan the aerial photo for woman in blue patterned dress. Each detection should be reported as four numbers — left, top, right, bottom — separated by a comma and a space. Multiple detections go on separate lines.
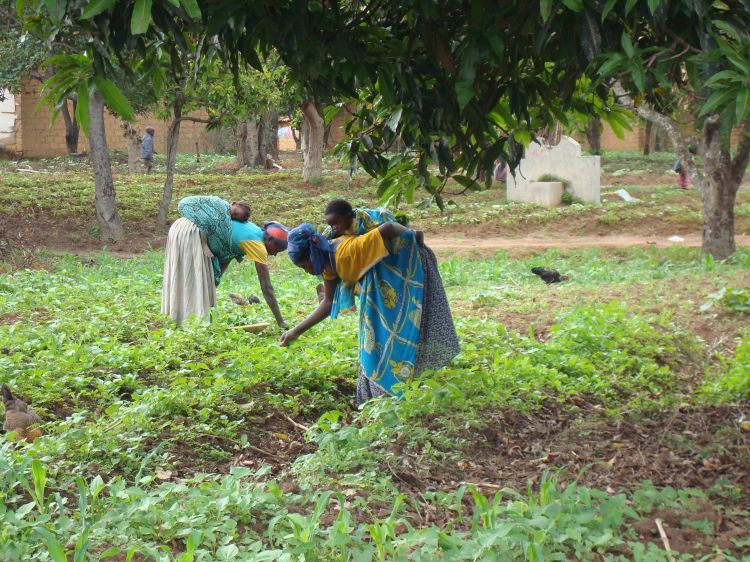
280, 203, 459, 405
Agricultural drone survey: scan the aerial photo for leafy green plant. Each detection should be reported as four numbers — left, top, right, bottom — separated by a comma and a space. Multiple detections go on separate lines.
702, 332, 750, 399
534, 173, 570, 191
700, 286, 750, 314
1, 242, 748, 557
532, 174, 586, 206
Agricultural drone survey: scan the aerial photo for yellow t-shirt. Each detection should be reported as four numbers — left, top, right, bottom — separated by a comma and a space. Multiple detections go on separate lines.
237, 240, 268, 265
323, 228, 388, 284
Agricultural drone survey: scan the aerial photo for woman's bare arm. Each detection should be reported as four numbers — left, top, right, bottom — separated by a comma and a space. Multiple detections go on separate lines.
378, 222, 425, 247
255, 262, 286, 328
279, 278, 338, 346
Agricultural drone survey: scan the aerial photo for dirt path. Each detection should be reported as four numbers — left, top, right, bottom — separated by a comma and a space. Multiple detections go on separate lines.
427, 233, 750, 252
38, 232, 750, 260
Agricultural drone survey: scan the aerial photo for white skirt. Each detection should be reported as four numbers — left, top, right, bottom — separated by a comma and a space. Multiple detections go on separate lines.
161, 217, 217, 324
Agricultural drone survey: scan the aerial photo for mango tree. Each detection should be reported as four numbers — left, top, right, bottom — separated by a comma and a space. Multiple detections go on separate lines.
598, 0, 750, 259
1, 3, 81, 154
198, 53, 296, 171
24, 0, 750, 257
35, 53, 135, 241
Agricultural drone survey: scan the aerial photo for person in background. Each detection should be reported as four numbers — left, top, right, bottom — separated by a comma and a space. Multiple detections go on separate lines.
141, 127, 155, 173
674, 144, 697, 190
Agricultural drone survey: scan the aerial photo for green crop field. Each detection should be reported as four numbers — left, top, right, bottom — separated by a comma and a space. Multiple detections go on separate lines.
0, 153, 749, 560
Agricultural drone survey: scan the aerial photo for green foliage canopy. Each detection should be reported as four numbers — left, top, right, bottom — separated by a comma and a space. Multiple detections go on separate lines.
20, 0, 750, 202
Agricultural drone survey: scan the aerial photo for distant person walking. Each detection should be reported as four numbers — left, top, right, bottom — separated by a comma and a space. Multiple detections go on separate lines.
141, 127, 155, 173
673, 143, 697, 190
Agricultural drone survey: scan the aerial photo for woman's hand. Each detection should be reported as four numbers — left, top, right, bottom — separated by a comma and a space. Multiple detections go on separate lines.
200, 232, 214, 258
278, 319, 289, 329
279, 329, 299, 347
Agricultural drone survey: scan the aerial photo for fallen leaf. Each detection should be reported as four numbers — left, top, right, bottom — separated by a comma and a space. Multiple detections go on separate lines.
702, 457, 721, 471
155, 467, 172, 480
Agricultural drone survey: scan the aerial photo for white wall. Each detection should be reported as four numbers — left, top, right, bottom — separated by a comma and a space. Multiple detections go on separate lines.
0, 91, 17, 150
507, 136, 601, 204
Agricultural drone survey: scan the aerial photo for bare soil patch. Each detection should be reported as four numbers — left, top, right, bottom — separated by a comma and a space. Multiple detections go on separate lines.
427, 233, 750, 255
388, 402, 750, 555
443, 402, 750, 494
602, 171, 675, 187
0, 214, 165, 256
6, 211, 748, 259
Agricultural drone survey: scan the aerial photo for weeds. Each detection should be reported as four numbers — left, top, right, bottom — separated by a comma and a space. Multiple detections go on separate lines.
0, 234, 748, 557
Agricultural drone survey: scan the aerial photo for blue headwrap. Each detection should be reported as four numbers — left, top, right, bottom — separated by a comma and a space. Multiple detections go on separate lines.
287, 223, 336, 276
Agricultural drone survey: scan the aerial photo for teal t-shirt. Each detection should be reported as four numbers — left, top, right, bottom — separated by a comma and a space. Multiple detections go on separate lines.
231, 221, 265, 262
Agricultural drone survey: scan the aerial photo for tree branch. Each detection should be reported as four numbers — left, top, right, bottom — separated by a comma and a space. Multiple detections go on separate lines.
659, 25, 702, 55
612, 81, 703, 184
173, 115, 215, 126
344, 0, 387, 31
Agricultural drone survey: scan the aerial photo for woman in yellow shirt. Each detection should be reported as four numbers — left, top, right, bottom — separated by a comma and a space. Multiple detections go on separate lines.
280, 220, 459, 404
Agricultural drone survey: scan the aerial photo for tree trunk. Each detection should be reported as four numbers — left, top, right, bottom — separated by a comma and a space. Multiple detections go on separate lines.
156, 96, 184, 230
267, 111, 279, 161
61, 98, 80, 155
585, 116, 601, 155
699, 172, 737, 259
255, 111, 271, 167
654, 128, 665, 152
643, 120, 653, 156
697, 116, 746, 259
612, 82, 750, 260
253, 112, 281, 169
88, 91, 124, 241
291, 125, 302, 151
235, 122, 247, 167
302, 101, 324, 181
120, 121, 141, 174
301, 116, 309, 158
236, 120, 255, 166
245, 117, 259, 166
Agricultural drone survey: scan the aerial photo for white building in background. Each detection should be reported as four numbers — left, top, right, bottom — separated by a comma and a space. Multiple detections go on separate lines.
0, 91, 18, 154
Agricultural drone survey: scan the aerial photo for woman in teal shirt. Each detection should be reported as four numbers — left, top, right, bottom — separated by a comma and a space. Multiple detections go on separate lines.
161, 195, 288, 326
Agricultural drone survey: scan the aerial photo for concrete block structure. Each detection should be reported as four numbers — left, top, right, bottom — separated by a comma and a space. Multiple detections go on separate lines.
507, 181, 564, 206
507, 136, 601, 205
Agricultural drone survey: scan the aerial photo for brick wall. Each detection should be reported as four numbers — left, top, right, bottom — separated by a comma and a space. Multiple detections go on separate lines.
17, 81, 217, 158
326, 107, 350, 147
18, 81, 741, 159
600, 121, 644, 151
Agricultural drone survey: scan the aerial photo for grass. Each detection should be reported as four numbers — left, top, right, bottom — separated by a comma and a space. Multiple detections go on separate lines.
1, 243, 749, 559
1, 152, 748, 248
1, 152, 750, 559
